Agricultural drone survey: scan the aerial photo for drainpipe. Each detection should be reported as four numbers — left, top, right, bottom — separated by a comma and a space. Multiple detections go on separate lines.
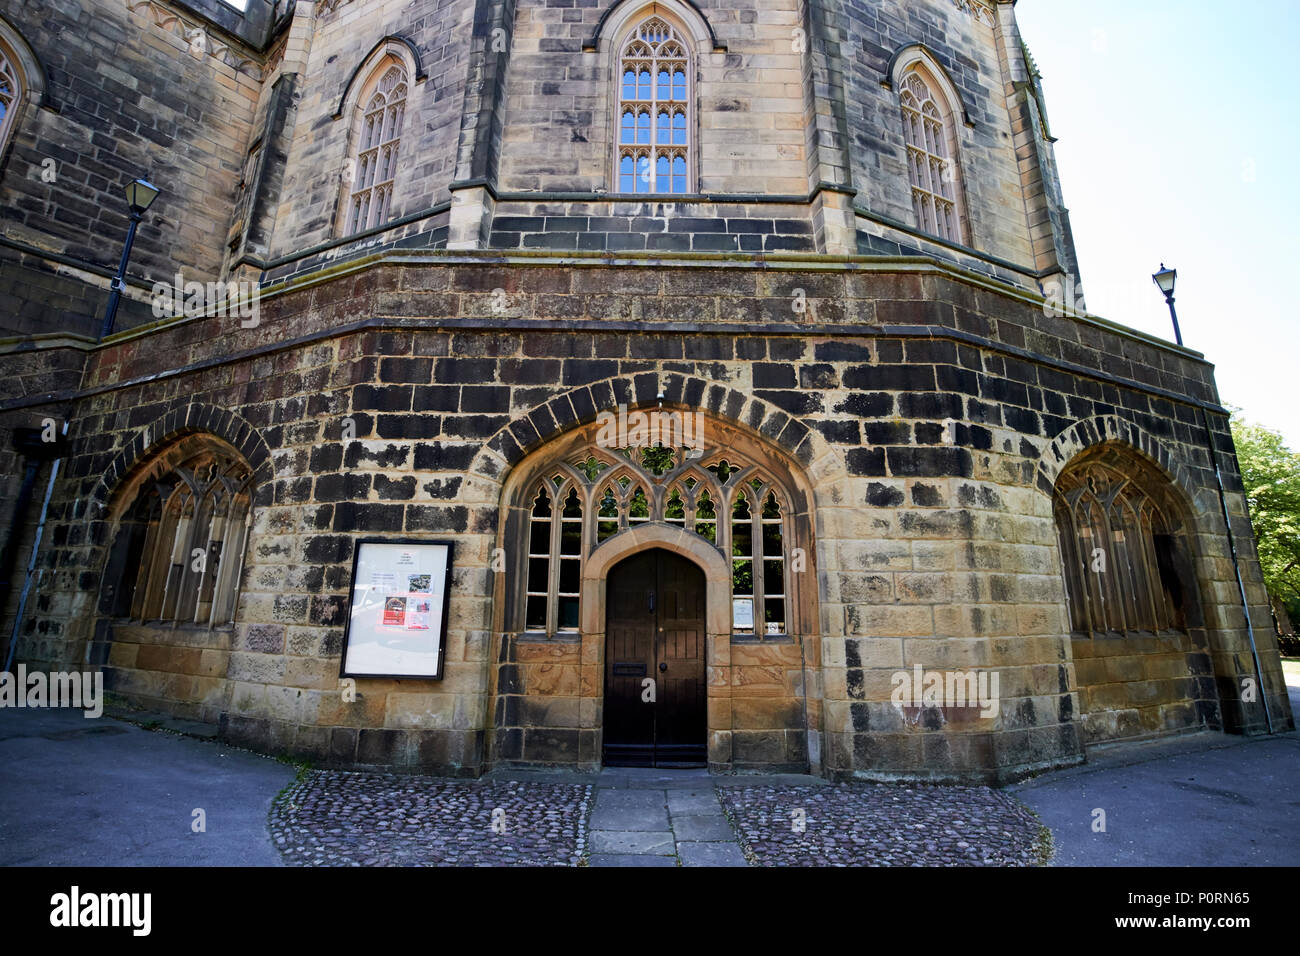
1199, 407, 1273, 735
797, 630, 812, 775
2, 422, 68, 673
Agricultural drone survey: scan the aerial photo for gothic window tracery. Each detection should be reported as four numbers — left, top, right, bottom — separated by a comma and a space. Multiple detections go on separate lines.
616, 16, 691, 194
517, 443, 793, 638
0, 40, 22, 157
899, 65, 966, 243
343, 59, 408, 235
1053, 456, 1191, 638
105, 446, 255, 628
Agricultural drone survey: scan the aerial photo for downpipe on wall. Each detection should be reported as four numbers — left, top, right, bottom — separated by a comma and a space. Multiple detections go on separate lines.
1200, 408, 1274, 735
3, 421, 68, 674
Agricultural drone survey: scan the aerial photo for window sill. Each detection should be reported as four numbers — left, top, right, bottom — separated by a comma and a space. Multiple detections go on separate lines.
518, 631, 582, 644
729, 632, 794, 645
110, 618, 235, 632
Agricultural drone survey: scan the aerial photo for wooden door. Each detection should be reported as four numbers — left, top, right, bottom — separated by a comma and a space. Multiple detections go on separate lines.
603, 549, 707, 767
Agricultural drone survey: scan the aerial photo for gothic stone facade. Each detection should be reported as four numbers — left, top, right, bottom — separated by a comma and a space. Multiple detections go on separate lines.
0, 0, 1291, 784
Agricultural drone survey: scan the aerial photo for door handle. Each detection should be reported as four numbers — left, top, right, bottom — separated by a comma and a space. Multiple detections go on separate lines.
659, 662, 668, 673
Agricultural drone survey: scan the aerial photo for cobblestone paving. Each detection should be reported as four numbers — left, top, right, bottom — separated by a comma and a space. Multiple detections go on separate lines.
718, 783, 1048, 866
270, 768, 1047, 867
271, 770, 591, 866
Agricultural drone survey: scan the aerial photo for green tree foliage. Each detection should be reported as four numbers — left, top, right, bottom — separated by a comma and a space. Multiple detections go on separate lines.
1231, 414, 1300, 610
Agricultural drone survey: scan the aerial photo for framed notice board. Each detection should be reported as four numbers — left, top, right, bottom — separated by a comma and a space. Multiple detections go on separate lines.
339, 539, 454, 680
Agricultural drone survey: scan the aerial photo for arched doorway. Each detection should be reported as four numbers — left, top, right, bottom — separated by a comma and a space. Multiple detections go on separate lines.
486, 402, 825, 774
604, 548, 706, 767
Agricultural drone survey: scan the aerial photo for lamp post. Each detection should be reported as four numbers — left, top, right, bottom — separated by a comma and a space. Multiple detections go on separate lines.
1152, 263, 1182, 347
1156, 261, 1274, 733
99, 178, 161, 340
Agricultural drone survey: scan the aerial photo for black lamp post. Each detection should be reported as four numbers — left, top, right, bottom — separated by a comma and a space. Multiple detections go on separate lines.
1152, 263, 1182, 347
99, 178, 161, 340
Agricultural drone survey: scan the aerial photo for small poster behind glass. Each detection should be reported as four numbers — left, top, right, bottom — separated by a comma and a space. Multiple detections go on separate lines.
340, 539, 453, 679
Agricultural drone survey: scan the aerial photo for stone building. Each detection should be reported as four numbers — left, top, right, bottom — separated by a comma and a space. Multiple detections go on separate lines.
0, 0, 1291, 783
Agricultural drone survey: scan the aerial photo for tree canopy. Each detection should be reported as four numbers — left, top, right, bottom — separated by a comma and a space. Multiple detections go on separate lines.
1230, 413, 1300, 611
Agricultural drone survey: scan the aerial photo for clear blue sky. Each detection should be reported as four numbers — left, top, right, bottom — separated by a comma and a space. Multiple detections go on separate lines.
1015, 1, 1300, 450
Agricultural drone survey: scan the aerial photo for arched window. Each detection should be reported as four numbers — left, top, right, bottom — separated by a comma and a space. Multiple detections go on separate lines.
102, 444, 255, 627
0, 38, 22, 156
616, 16, 691, 194
1053, 454, 1192, 639
899, 65, 966, 243
514, 442, 796, 638
343, 58, 408, 235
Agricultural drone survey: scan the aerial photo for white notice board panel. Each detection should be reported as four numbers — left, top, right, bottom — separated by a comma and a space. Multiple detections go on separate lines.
339, 539, 453, 679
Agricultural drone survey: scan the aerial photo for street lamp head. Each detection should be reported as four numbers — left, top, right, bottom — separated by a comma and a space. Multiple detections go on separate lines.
123, 178, 160, 215
1152, 263, 1177, 298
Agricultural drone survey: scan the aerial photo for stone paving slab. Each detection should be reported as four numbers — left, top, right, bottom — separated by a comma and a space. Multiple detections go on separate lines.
678, 842, 749, 867
588, 829, 676, 854
590, 805, 671, 831
669, 813, 735, 841
666, 789, 719, 813
593, 789, 671, 810
588, 853, 679, 867
599, 768, 714, 789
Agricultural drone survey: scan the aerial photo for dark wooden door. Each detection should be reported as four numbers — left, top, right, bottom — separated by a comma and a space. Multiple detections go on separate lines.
603, 549, 707, 767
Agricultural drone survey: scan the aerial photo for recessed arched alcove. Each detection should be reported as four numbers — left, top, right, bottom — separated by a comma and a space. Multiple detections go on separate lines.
1049, 438, 1220, 745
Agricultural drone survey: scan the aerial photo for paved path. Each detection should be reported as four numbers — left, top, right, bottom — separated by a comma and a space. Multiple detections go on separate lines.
1009, 730, 1300, 866
585, 768, 751, 866
0, 707, 293, 866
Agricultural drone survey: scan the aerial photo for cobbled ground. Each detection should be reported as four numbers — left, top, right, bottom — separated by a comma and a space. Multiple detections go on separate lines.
271, 770, 592, 866
271, 770, 1048, 866
719, 783, 1048, 867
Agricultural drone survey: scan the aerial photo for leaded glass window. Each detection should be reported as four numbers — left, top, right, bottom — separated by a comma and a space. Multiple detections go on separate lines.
900, 67, 965, 243
105, 447, 254, 627
344, 61, 407, 235
517, 443, 795, 638
616, 16, 691, 194
0, 41, 21, 157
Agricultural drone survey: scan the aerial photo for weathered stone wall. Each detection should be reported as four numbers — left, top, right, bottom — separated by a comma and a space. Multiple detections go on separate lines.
839, 0, 1034, 267
0, 252, 1289, 781
0, 0, 269, 336
266, 0, 475, 261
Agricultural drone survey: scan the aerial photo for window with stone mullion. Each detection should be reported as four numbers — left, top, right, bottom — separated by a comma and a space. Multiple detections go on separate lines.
901, 72, 960, 242
0, 44, 18, 154
1054, 462, 1186, 639
346, 66, 406, 235
617, 18, 690, 194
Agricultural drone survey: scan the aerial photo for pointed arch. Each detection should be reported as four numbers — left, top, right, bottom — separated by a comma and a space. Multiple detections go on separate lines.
98, 432, 257, 627
585, 0, 724, 54
0, 16, 48, 166
330, 36, 426, 120
883, 44, 973, 126
886, 45, 971, 244
91, 402, 273, 515
1035, 414, 1198, 505
611, 8, 696, 194
333, 38, 422, 237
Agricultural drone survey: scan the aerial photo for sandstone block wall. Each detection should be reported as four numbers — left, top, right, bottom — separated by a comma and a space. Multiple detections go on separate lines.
0, 252, 1289, 782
